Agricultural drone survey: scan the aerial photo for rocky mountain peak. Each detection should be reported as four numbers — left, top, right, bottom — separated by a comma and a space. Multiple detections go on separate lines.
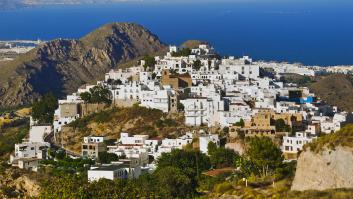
0, 22, 167, 107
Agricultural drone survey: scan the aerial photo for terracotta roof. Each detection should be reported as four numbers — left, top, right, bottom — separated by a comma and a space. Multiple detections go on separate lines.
202, 167, 235, 177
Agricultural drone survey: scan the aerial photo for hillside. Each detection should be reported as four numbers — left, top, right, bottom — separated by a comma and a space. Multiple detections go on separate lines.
291, 125, 353, 191
181, 40, 209, 49
0, 22, 167, 108
281, 73, 353, 112
308, 74, 353, 112
58, 106, 213, 153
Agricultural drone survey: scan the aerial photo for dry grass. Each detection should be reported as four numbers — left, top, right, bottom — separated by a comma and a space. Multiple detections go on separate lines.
60, 106, 196, 153
309, 74, 353, 112
284, 189, 353, 199
304, 124, 353, 153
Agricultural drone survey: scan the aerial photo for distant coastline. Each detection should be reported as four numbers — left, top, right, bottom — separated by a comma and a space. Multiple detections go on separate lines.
0, 0, 147, 10
1, 2, 353, 66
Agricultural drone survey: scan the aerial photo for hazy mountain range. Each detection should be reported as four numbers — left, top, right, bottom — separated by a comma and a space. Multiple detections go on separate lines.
0, 0, 147, 9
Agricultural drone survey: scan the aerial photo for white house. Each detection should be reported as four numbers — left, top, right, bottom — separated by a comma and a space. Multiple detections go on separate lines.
219, 56, 260, 79
199, 134, 220, 154
53, 94, 82, 133
88, 159, 141, 182
29, 125, 52, 143
140, 86, 176, 113
282, 132, 316, 159
107, 145, 149, 166
84, 136, 106, 143
119, 133, 149, 145
181, 95, 226, 126
10, 142, 50, 164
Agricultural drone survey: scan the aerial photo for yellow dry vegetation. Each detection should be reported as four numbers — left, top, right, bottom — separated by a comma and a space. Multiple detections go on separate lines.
15, 108, 31, 117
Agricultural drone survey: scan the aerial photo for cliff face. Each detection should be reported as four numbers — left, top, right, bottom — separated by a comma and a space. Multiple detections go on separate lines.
292, 147, 353, 191
292, 125, 353, 191
0, 22, 166, 107
0, 167, 41, 198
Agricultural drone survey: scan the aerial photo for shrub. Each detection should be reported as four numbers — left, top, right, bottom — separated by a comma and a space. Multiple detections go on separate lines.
305, 124, 353, 153
214, 181, 233, 194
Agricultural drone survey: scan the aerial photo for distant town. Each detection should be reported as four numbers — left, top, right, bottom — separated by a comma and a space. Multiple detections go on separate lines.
0, 40, 43, 61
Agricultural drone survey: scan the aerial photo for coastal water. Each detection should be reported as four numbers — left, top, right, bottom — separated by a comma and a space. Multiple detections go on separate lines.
0, 0, 353, 66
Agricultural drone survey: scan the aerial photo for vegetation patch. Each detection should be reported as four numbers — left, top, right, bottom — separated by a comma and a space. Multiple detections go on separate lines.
304, 124, 353, 153
61, 106, 191, 153
0, 122, 29, 159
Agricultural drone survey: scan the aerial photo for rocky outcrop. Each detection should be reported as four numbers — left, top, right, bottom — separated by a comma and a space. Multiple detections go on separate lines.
0, 167, 41, 198
0, 22, 167, 107
13, 175, 41, 198
291, 146, 353, 191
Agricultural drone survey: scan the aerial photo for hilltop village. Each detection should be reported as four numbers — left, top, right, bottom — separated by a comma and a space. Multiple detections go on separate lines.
9, 44, 351, 182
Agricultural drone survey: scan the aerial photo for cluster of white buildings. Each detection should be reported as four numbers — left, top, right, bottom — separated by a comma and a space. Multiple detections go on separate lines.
51, 44, 320, 131
0, 40, 42, 61
10, 44, 351, 178
9, 122, 52, 171
311, 65, 353, 75
87, 130, 220, 181
53, 44, 350, 160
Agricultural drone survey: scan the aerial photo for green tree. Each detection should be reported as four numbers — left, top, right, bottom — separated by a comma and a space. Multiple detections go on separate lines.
142, 55, 156, 71
235, 118, 245, 127
171, 48, 192, 57
80, 85, 112, 104
155, 166, 194, 198
207, 141, 218, 155
245, 137, 283, 177
222, 127, 229, 134
177, 102, 185, 111
40, 174, 89, 199
80, 92, 91, 103
275, 119, 291, 132
235, 156, 256, 177
193, 60, 202, 70
156, 149, 211, 190
98, 152, 121, 164
90, 85, 112, 104
32, 93, 58, 124
209, 147, 239, 169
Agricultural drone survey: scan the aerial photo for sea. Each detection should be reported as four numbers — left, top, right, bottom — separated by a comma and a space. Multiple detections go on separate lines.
0, 0, 353, 66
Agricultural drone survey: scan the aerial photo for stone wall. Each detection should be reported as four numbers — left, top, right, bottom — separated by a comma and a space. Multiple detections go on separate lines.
80, 103, 107, 117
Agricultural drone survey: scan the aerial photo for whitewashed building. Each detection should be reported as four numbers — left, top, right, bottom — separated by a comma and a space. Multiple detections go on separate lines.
282, 132, 316, 159
29, 125, 52, 143
199, 134, 220, 154
219, 56, 260, 79
88, 159, 141, 182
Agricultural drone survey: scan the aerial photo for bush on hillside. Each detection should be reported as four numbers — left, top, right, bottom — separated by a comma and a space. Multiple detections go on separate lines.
304, 124, 353, 153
